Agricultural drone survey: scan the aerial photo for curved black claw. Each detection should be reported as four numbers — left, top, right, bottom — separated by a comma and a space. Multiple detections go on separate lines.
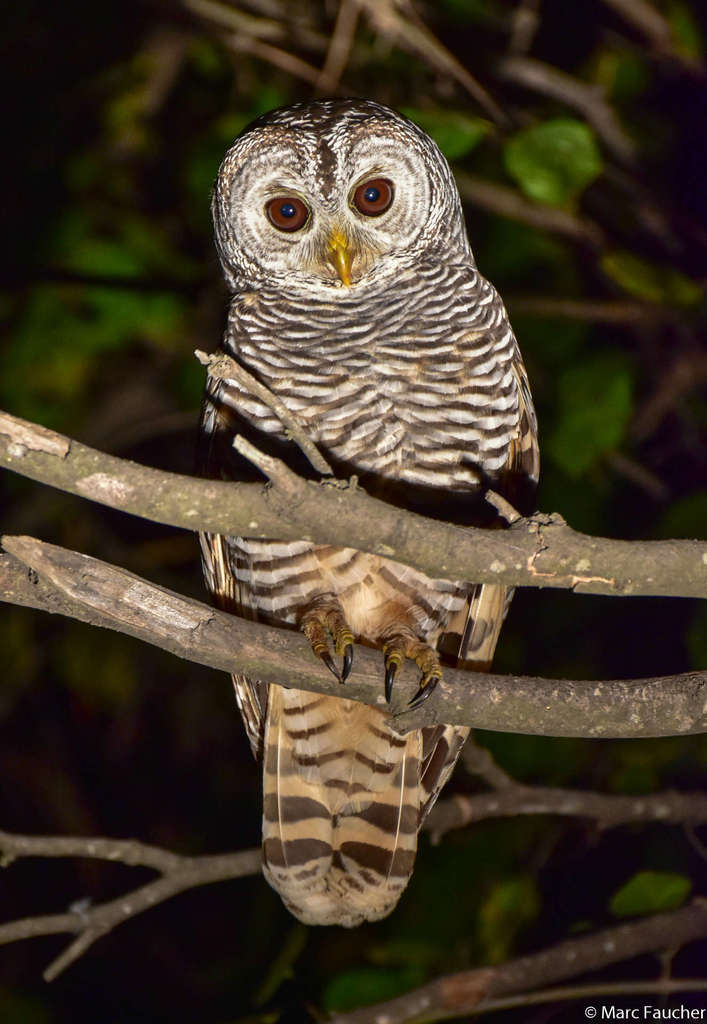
321, 650, 342, 682
408, 676, 440, 710
385, 661, 398, 703
341, 643, 354, 683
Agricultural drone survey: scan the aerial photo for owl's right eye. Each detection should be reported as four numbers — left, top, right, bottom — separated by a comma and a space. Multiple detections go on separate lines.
265, 197, 310, 232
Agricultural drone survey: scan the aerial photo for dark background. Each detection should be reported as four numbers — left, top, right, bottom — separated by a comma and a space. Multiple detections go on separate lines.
1, 0, 706, 1020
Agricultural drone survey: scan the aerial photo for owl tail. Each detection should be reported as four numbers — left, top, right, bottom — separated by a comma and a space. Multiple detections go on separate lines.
261, 685, 421, 927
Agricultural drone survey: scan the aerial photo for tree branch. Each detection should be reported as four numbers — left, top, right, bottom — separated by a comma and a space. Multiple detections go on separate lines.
499, 55, 636, 162
2, 764, 705, 983
356, 0, 508, 127
1, 537, 706, 737
315, 0, 360, 93
455, 173, 606, 247
428, 733, 707, 839
328, 900, 707, 1023
458, 980, 707, 1019
506, 296, 678, 322
1, 410, 705, 599
426, 785, 707, 843
0, 829, 260, 981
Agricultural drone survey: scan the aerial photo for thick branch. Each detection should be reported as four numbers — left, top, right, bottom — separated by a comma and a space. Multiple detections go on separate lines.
1, 411, 705, 599
329, 900, 707, 1023
1, 537, 706, 737
0, 829, 260, 981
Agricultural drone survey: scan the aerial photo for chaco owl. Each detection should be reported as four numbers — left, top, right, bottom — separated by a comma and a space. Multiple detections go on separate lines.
199, 99, 538, 927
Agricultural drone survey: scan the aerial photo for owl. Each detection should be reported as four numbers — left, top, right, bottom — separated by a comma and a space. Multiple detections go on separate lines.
199, 99, 538, 927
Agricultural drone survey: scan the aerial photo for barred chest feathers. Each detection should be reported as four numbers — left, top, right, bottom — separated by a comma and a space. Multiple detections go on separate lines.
214, 261, 521, 490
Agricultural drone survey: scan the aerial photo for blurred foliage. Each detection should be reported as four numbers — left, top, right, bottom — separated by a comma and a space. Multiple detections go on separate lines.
504, 118, 603, 205
601, 250, 704, 305
547, 352, 634, 477
322, 964, 426, 1013
400, 107, 491, 159
610, 870, 692, 917
1, 0, 706, 1021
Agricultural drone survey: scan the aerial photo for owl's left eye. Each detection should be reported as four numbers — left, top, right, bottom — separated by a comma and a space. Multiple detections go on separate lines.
352, 178, 394, 216
265, 196, 310, 232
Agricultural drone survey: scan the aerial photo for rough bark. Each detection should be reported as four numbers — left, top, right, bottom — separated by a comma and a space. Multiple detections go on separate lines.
2, 537, 706, 737
1, 410, 705, 599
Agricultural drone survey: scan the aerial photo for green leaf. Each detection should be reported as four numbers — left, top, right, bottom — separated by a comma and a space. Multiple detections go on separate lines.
367, 937, 441, 970
602, 250, 703, 306
478, 876, 540, 963
593, 49, 651, 102
610, 871, 691, 917
401, 108, 490, 160
0, 989, 52, 1024
546, 353, 634, 477
253, 924, 307, 1007
504, 118, 603, 205
668, 1, 703, 61
322, 966, 425, 1013
437, 0, 504, 23
658, 493, 707, 539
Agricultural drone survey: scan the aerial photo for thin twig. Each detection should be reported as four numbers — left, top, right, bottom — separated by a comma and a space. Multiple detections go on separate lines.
499, 55, 636, 162
600, 0, 685, 59
228, 32, 323, 86
456, 173, 606, 246
357, 0, 509, 127
484, 488, 522, 525
459, 736, 516, 788
631, 352, 707, 442
508, 0, 541, 55
196, 349, 333, 476
467, 979, 707, 1018
0, 831, 183, 872
0, 830, 261, 981
425, 784, 707, 843
180, 0, 327, 51
316, 0, 360, 92
605, 451, 669, 501
506, 296, 673, 322
329, 900, 707, 1023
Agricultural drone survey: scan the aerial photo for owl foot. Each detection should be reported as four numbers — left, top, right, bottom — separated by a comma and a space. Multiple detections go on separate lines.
301, 598, 355, 683
382, 632, 441, 708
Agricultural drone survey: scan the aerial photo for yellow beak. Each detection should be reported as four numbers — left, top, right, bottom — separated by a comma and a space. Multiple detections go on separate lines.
328, 230, 352, 287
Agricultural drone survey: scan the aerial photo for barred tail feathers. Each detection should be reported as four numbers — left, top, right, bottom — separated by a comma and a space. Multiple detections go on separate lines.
261, 685, 421, 927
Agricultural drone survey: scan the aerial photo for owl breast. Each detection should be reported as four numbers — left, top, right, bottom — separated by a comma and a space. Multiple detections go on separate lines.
216, 262, 521, 490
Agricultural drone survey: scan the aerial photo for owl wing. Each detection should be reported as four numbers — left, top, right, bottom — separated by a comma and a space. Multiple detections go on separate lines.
418, 349, 539, 825
199, 374, 269, 759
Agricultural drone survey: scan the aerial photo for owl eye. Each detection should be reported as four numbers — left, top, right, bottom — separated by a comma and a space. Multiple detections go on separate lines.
265, 196, 310, 232
352, 178, 394, 216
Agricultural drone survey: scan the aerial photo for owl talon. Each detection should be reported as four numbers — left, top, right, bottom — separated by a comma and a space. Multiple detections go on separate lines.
321, 649, 342, 681
384, 660, 398, 703
408, 675, 439, 709
341, 643, 354, 682
301, 601, 354, 685
382, 630, 442, 706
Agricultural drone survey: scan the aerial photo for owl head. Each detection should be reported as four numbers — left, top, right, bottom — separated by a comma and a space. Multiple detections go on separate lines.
212, 99, 472, 294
